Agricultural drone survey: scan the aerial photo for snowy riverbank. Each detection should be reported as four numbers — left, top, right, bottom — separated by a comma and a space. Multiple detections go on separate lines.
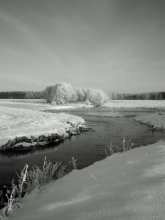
104, 100, 165, 109
9, 141, 165, 220
134, 112, 165, 129
0, 106, 87, 151
0, 99, 93, 111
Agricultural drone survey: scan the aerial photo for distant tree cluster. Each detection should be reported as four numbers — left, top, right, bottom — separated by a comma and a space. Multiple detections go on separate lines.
0, 91, 43, 99
0, 83, 109, 106
44, 82, 109, 106
111, 92, 165, 100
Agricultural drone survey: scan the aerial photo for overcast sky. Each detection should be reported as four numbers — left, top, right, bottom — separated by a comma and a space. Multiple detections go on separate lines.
0, 0, 165, 93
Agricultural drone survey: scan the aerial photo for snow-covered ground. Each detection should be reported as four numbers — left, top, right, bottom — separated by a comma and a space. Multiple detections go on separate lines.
134, 112, 165, 129
2, 99, 165, 111
0, 106, 87, 150
0, 99, 93, 111
1, 99, 47, 104
104, 100, 165, 109
10, 141, 165, 220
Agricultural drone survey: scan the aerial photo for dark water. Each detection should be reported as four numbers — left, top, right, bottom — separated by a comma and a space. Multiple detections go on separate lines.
0, 108, 165, 188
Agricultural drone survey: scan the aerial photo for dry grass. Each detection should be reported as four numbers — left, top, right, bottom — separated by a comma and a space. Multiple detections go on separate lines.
24, 157, 63, 193
0, 156, 76, 218
105, 138, 135, 157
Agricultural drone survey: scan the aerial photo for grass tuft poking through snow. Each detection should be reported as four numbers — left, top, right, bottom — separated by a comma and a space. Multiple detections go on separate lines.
104, 138, 135, 157
0, 156, 76, 218
5, 141, 165, 220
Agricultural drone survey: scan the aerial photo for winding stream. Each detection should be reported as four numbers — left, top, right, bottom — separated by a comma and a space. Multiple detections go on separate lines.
0, 108, 165, 188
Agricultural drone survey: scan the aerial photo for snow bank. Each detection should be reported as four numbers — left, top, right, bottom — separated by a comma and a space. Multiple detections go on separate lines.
134, 112, 165, 129
104, 100, 165, 109
10, 141, 165, 220
0, 106, 87, 151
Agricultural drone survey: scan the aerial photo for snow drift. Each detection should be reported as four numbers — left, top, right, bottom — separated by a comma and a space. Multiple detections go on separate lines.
0, 106, 87, 151
10, 141, 165, 220
134, 112, 165, 129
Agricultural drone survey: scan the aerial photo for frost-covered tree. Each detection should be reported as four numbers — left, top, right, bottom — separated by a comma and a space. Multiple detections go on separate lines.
44, 83, 109, 106
76, 88, 87, 102
52, 83, 67, 104
86, 89, 109, 106
44, 82, 78, 104
44, 85, 55, 103
54, 82, 78, 104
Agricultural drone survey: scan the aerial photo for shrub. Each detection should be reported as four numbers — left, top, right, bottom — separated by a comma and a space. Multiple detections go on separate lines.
87, 89, 109, 106
76, 88, 88, 102
44, 82, 109, 106
25, 157, 65, 193
44, 82, 78, 104
44, 85, 55, 103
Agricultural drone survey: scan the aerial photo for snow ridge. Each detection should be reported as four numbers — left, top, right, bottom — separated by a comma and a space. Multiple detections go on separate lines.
0, 106, 87, 151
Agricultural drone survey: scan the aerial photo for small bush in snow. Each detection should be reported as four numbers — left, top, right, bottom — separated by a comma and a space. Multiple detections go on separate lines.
44, 82, 78, 104
25, 157, 65, 193
121, 137, 135, 152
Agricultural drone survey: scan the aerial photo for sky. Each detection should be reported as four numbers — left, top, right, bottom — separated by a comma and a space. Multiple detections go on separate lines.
0, 0, 165, 93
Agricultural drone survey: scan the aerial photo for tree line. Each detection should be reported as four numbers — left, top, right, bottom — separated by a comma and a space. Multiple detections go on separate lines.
0, 82, 109, 106
111, 92, 165, 100
1, 86, 165, 102
0, 91, 44, 99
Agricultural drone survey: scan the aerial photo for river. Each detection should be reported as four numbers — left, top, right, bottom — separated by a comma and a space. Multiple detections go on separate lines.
0, 108, 165, 188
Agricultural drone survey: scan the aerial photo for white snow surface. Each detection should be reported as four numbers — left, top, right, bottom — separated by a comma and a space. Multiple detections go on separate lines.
0, 99, 93, 111
104, 100, 165, 109
2, 99, 165, 111
0, 106, 86, 148
10, 141, 165, 220
135, 112, 165, 129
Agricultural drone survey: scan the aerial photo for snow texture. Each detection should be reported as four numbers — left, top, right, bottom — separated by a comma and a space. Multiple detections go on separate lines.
10, 141, 165, 220
104, 100, 165, 109
0, 106, 87, 150
0, 99, 93, 111
134, 112, 165, 129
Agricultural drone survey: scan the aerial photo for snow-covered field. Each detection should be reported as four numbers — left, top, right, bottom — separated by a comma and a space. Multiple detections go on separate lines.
1, 99, 165, 111
104, 100, 165, 109
1, 99, 47, 104
10, 141, 165, 220
0, 106, 87, 150
134, 112, 165, 129
0, 99, 93, 111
